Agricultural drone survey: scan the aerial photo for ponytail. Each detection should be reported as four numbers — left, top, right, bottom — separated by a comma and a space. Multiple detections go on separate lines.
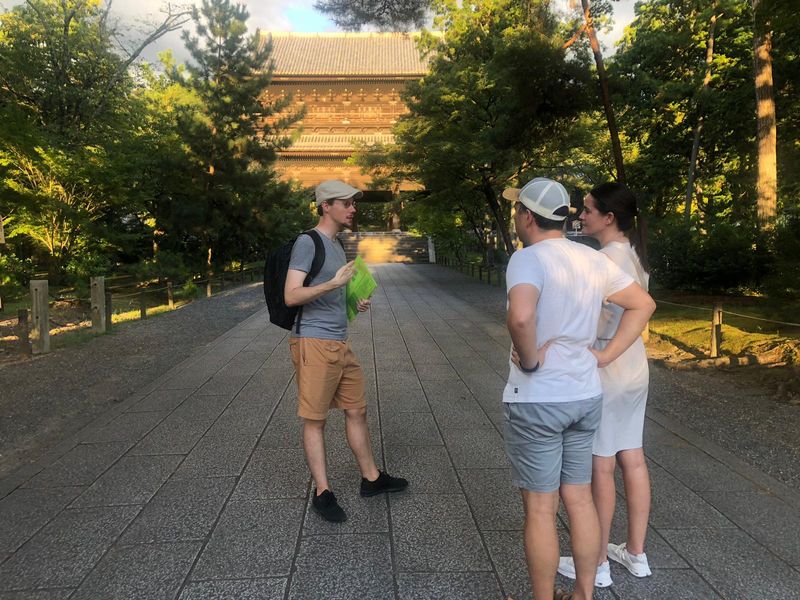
588, 182, 650, 274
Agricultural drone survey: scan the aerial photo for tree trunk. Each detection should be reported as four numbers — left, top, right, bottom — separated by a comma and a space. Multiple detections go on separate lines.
753, 0, 777, 228
581, 0, 626, 183
483, 182, 514, 256
685, 8, 718, 226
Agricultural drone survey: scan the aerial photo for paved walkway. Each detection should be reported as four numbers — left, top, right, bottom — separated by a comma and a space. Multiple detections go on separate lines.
1, 264, 799, 600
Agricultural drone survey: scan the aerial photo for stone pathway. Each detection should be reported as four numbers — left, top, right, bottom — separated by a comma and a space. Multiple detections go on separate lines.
1, 264, 799, 599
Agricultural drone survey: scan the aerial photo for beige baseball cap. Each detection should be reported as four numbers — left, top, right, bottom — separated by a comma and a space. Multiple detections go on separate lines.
314, 180, 364, 206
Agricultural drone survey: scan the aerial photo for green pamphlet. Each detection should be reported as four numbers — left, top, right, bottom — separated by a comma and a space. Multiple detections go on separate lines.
346, 256, 377, 321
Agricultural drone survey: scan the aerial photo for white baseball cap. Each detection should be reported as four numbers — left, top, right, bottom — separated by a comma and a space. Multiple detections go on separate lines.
314, 180, 363, 206
502, 177, 571, 221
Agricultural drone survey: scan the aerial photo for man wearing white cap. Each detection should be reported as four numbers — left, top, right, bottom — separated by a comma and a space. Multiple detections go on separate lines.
284, 180, 408, 523
501, 177, 655, 600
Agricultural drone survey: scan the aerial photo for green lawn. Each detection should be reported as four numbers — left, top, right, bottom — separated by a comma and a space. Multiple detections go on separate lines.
649, 292, 800, 360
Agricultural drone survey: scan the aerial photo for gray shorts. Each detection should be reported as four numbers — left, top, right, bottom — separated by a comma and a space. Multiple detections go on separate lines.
503, 396, 603, 493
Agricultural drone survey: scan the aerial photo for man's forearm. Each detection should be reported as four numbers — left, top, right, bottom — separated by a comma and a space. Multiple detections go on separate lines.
507, 315, 538, 369
286, 280, 339, 307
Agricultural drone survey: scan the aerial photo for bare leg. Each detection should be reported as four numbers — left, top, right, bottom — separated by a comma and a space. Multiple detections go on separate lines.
303, 418, 329, 494
521, 489, 560, 600
592, 455, 617, 563
618, 448, 650, 555
344, 407, 380, 481
560, 483, 601, 600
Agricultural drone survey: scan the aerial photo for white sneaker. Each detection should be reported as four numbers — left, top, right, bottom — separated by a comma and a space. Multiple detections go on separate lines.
557, 557, 613, 588
607, 542, 652, 577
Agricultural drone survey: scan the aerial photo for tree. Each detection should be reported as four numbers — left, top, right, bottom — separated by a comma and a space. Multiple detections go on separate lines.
0, 0, 188, 281
684, 2, 719, 225
612, 0, 754, 223
173, 0, 302, 274
752, 0, 776, 228
573, 0, 627, 183
388, 0, 590, 256
314, 0, 430, 30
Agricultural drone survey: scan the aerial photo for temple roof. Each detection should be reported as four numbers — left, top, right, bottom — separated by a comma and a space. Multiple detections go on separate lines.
280, 133, 395, 154
264, 33, 429, 77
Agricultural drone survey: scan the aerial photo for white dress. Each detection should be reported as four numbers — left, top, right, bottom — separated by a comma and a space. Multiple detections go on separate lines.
592, 241, 650, 457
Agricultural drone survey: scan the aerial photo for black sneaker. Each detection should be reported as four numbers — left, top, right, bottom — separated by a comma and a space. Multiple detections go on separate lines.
360, 471, 409, 497
311, 489, 347, 522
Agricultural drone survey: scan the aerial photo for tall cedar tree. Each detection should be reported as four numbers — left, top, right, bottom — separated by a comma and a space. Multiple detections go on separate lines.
176, 0, 300, 272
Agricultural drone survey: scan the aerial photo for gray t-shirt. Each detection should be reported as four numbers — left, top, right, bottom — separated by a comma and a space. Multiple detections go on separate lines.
287, 230, 347, 340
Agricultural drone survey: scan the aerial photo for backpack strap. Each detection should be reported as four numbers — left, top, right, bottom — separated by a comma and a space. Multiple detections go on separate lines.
295, 229, 326, 335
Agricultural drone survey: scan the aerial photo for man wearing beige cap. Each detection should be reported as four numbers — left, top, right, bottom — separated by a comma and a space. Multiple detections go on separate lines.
284, 180, 407, 523
501, 177, 655, 600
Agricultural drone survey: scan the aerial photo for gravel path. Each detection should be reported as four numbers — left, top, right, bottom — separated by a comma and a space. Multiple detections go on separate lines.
0, 284, 265, 480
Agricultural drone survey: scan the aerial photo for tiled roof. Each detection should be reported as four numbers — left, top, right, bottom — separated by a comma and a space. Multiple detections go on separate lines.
264, 33, 429, 76
282, 133, 395, 152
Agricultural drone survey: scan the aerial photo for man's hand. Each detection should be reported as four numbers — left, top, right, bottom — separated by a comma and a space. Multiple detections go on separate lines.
511, 340, 552, 372
331, 260, 356, 288
356, 298, 371, 312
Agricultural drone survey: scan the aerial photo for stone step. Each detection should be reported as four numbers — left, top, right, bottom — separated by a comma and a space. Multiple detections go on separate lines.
338, 232, 429, 264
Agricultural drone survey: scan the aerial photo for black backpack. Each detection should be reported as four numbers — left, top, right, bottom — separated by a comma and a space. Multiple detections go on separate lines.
264, 229, 325, 331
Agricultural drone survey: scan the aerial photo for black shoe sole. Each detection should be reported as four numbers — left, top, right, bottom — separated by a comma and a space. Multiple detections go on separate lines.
360, 483, 408, 498
311, 503, 347, 522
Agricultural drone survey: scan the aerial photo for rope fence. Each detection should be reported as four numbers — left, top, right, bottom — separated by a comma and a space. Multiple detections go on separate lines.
10, 267, 262, 357
436, 253, 798, 361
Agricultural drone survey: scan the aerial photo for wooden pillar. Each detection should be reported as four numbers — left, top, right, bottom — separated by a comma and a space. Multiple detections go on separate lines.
90, 276, 106, 333
427, 236, 436, 263
167, 282, 174, 309
710, 304, 723, 358
139, 291, 147, 319
30, 280, 50, 354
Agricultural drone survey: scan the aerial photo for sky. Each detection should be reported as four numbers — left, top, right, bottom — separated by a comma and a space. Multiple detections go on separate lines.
1, 0, 638, 65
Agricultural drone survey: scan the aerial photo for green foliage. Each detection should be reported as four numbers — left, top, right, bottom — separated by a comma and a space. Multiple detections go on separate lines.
762, 212, 800, 298
649, 216, 769, 292
389, 0, 591, 255
0, 252, 35, 298
171, 0, 303, 267
314, 0, 429, 31
612, 0, 756, 221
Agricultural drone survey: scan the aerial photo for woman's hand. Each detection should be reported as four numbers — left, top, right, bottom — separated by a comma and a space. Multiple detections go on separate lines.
589, 346, 612, 368
356, 298, 371, 312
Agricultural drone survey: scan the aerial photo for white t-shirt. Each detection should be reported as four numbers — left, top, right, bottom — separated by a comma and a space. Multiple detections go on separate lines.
504, 238, 633, 403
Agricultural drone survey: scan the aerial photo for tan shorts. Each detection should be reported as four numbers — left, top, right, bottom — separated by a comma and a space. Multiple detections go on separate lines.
289, 337, 366, 420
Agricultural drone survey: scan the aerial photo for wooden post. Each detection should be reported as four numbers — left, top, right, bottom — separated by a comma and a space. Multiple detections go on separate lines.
710, 303, 722, 358
427, 236, 436, 263
105, 292, 113, 331
30, 280, 50, 354
139, 291, 147, 319
206, 279, 212, 298
17, 309, 31, 358
167, 282, 174, 309
470, 264, 475, 278
90, 276, 106, 333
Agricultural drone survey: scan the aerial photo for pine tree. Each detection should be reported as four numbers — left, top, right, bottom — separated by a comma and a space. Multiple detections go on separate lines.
175, 0, 300, 272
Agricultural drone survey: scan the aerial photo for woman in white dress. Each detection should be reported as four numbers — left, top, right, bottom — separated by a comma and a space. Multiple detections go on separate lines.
558, 182, 652, 588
